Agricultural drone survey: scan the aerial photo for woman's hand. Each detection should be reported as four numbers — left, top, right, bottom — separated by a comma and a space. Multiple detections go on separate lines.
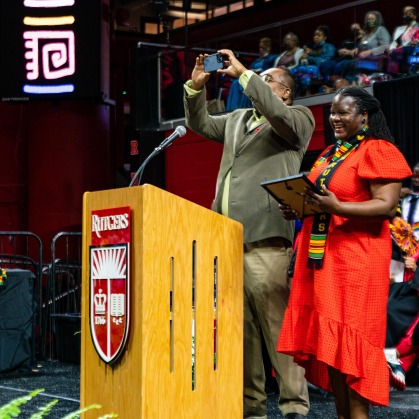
358, 50, 372, 59
410, 40, 419, 47
404, 256, 417, 272
339, 48, 349, 56
302, 185, 341, 214
279, 205, 300, 221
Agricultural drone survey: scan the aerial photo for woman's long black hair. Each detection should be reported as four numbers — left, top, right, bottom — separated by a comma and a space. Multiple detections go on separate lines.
335, 86, 395, 143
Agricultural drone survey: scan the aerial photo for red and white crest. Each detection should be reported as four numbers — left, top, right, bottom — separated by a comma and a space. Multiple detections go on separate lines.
89, 207, 131, 364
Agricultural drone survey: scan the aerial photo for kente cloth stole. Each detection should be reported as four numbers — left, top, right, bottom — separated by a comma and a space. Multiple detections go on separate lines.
307, 132, 366, 269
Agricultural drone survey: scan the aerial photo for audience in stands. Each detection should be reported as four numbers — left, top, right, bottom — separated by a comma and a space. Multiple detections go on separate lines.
319, 23, 363, 80
274, 33, 304, 71
388, 6, 419, 73
290, 26, 335, 95
219, 6, 419, 105
226, 37, 278, 110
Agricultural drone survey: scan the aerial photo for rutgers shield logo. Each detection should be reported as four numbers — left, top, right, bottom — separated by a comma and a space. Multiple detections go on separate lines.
89, 207, 131, 364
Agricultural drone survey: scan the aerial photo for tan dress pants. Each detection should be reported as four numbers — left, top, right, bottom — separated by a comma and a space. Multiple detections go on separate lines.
243, 237, 309, 417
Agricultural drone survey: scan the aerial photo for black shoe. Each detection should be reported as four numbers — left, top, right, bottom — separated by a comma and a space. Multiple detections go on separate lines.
284, 414, 307, 419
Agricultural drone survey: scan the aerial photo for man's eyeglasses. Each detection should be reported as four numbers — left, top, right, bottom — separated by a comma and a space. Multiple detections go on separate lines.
260, 74, 290, 89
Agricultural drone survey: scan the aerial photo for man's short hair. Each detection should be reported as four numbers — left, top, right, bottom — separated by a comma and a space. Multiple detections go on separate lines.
279, 70, 296, 103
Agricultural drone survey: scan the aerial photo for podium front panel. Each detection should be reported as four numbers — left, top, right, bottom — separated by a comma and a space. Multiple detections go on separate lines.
81, 185, 243, 419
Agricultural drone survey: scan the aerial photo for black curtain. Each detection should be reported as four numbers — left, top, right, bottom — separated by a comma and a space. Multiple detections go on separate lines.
373, 75, 419, 170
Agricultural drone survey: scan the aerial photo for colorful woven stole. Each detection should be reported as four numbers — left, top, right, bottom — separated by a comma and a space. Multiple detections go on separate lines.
307, 131, 366, 269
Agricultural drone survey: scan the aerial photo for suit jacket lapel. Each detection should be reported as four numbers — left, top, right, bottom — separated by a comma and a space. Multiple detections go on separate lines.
245, 110, 256, 133
248, 118, 267, 134
237, 118, 269, 155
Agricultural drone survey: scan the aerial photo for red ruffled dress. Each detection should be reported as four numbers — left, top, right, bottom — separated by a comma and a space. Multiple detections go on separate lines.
277, 140, 412, 406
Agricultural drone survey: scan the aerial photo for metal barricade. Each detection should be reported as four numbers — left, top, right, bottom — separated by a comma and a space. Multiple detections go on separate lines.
0, 232, 42, 364
44, 232, 82, 360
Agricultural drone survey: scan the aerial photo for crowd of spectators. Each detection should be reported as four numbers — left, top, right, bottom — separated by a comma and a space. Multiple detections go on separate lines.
226, 6, 419, 109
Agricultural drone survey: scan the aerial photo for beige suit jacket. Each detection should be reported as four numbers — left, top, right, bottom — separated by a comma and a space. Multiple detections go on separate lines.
184, 75, 315, 244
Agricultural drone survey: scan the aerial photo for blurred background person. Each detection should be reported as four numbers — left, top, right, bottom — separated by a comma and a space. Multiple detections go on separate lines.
390, 6, 419, 49
386, 219, 419, 390
274, 33, 304, 72
341, 11, 391, 83
400, 163, 419, 239
291, 26, 335, 95
319, 23, 363, 82
388, 6, 419, 74
226, 37, 278, 111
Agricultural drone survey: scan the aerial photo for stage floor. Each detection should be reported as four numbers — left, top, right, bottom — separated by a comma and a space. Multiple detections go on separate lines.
0, 361, 418, 418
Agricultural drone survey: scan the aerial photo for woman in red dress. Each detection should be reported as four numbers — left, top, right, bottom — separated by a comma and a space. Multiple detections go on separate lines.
277, 86, 411, 419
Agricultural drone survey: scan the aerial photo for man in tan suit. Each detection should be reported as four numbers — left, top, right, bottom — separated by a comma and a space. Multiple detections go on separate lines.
184, 50, 314, 419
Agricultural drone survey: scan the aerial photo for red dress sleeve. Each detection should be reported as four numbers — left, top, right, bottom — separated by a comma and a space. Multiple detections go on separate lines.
358, 140, 412, 180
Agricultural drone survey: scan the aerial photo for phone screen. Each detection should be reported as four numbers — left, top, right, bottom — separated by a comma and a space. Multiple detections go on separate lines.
204, 53, 224, 73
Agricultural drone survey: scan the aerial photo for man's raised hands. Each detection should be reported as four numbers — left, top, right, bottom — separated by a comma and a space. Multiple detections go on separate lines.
216, 49, 247, 78
191, 54, 211, 91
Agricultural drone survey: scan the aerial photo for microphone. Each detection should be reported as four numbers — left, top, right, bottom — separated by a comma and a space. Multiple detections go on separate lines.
161, 126, 187, 149
129, 126, 187, 187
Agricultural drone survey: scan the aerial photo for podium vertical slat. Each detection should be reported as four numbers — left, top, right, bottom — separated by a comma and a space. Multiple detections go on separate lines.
81, 185, 243, 418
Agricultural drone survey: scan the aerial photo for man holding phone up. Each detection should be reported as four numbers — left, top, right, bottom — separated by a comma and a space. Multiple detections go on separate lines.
184, 50, 314, 419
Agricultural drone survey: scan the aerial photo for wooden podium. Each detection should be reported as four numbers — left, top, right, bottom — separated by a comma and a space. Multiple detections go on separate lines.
81, 185, 243, 419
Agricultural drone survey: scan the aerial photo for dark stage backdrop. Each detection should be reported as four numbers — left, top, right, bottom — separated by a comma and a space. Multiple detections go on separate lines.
373, 75, 419, 171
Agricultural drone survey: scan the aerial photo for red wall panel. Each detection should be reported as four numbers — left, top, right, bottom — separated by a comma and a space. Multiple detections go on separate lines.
308, 104, 326, 152
27, 101, 112, 261
0, 103, 29, 257
166, 129, 223, 209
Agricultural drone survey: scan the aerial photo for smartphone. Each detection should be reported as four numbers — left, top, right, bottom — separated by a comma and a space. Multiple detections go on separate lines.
204, 53, 224, 73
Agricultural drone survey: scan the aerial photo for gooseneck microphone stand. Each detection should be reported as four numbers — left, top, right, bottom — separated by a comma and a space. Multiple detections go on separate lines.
129, 126, 186, 187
